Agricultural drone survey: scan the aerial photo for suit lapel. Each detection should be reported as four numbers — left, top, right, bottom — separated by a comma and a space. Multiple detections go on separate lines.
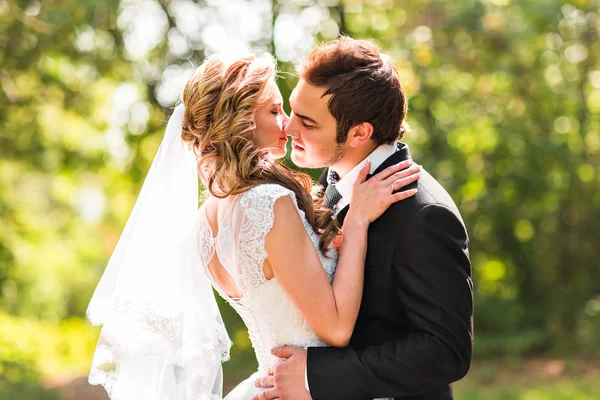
318, 168, 329, 190
335, 205, 350, 226
336, 142, 412, 227
370, 142, 412, 177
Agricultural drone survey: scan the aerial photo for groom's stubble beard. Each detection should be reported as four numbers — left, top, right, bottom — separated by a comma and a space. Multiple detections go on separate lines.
323, 141, 346, 168
293, 141, 346, 169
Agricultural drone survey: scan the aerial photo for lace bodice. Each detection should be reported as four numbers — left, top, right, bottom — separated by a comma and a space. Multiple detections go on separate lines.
196, 184, 338, 373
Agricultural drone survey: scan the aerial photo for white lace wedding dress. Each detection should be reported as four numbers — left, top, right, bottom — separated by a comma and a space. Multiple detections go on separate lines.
197, 184, 337, 398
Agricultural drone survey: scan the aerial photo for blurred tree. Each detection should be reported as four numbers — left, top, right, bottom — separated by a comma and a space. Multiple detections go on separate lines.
0, 0, 137, 319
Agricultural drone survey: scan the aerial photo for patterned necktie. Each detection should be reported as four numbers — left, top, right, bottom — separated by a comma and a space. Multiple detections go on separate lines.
324, 170, 342, 211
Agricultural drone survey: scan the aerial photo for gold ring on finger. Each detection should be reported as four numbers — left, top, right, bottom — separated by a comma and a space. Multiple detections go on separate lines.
390, 182, 395, 192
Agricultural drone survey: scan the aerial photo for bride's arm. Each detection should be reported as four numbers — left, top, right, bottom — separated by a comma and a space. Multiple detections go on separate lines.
265, 161, 420, 347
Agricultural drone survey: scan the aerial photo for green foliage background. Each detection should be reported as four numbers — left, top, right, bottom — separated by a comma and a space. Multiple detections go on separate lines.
1, 0, 599, 397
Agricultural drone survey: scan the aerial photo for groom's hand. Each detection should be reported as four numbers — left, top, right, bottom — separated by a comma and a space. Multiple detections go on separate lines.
253, 346, 311, 400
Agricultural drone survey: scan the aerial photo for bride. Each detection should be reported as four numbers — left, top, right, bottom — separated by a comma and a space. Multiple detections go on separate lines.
87, 52, 420, 399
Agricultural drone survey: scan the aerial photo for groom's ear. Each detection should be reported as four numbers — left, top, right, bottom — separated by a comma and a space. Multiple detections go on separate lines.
347, 122, 374, 148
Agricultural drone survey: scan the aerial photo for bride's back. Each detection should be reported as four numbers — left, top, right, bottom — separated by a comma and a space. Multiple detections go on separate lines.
200, 184, 298, 299
203, 193, 276, 299
195, 183, 337, 375
203, 196, 242, 298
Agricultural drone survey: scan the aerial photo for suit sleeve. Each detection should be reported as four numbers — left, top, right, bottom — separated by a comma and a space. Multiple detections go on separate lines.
306, 204, 473, 399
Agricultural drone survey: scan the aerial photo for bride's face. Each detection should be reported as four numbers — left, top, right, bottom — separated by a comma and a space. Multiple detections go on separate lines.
253, 80, 289, 159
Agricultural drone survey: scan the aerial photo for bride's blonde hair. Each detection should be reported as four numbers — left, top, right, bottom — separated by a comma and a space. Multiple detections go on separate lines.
181, 53, 338, 254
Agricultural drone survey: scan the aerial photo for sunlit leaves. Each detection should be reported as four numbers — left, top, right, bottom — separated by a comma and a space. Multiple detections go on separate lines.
377, 0, 600, 350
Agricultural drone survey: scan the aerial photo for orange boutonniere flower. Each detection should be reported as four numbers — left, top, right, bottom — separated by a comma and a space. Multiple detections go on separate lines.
332, 232, 343, 252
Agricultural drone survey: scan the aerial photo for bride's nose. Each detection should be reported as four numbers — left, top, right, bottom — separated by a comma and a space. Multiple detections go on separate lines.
282, 112, 290, 128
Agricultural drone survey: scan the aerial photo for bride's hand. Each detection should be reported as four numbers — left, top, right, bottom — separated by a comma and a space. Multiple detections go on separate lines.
348, 159, 421, 225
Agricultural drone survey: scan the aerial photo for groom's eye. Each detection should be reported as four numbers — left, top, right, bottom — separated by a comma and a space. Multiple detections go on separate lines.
301, 120, 315, 129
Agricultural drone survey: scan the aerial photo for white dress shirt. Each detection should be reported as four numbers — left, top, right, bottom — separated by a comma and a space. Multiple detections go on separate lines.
332, 142, 398, 216
305, 142, 399, 392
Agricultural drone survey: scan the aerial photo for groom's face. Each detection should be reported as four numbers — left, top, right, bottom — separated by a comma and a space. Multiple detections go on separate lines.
286, 79, 345, 169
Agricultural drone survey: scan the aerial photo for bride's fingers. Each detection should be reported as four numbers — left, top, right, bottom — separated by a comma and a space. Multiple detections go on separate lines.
388, 171, 421, 193
390, 188, 418, 203
382, 164, 421, 187
372, 160, 411, 182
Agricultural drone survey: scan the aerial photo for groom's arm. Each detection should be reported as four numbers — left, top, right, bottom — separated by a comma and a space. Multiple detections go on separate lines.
307, 204, 473, 399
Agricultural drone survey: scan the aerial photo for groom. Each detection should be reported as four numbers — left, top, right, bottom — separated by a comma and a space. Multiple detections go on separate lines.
255, 37, 473, 400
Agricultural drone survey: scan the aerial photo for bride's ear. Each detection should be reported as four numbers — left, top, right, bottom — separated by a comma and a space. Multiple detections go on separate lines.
347, 122, 374, 148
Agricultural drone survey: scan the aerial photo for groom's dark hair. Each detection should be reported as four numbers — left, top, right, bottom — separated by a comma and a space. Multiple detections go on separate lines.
297, 36, 409, 146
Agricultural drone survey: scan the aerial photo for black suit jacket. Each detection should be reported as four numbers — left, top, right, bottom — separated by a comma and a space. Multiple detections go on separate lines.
307, 142, 473, 400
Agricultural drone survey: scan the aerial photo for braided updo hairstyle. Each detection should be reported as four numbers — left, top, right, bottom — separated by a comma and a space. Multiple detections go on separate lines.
181, 53, 338, 254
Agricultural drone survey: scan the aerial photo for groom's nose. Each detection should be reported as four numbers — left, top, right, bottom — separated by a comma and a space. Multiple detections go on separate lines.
282, 112, 290, 128
284, 114, 299, 137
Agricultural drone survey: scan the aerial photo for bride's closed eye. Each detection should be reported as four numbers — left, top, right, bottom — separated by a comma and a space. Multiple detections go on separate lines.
271, 105, 284, 116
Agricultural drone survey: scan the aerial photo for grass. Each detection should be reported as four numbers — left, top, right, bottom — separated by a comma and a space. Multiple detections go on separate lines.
453, 358, 600, 400
219, 355, 600, 399
220, 356, 600, 399
455, 378, 599, 400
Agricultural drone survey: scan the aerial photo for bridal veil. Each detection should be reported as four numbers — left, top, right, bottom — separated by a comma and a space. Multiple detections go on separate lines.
87, 104, 231, 400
